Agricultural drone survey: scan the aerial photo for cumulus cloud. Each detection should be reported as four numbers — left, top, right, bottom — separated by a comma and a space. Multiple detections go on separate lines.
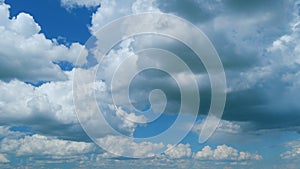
193, 118, 243, 135
0, 126, 27, 139
165, 143, 192, 159
222, 1, 300, 131
85, 0, 300, 134
194, 145, 262, 161
0, 154, 9, 163
154, 0, 300, 133
0, 67, 147, 141
164, 143, 262, 161
61, 0, 101, 9
90, 0, 160, 34
0, 77, 81, 140
0, 134, 95, 156
1, 0, 299, 166
96, 135, 164, 158
280, 139, 300, 159
0, 3, 88, 82
0, 126, 96, 159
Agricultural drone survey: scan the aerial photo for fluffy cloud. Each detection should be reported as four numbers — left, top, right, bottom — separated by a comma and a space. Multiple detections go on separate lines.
90, 0, 159, 34
194, 145, 262, 161
222, 1, 300, 131
0, 134, 95, 156
0, 126, 26, 139
0, 154, 9, 163
1, 0, 299, 167
165, 143, 192, 159
90, 0, 134, 34
193, 118, 243, 135
0, 3, 88, 83
96, 135, 164, 158
164, 143, 262, 161
157, 0, 300, 133
0, 77, 81, 140
280, 139, 300, 159
0, 126, 95, 158
61, 0, 101, 9
0, 68, 146, 141
86, 0, 300, 134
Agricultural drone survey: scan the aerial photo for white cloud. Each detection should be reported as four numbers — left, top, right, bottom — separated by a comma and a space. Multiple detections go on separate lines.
0, 3, 88, 82
0, 0, 298, 166
226, 1, 300, 93
131, 0, 160, 14
194, 144, 262, 161
0, 154, 9, 163
0, 67, 147, 140
61, 0, 101, 8
10, 13, 41, 38
193, 119, 242, 134
280, 139, 300, 159
165, 143, 192, 159
96, 135, 164, 158
0, 77, 77, 125
90, 0, 133, 34
163, 143, 262, 161
0, 126, 26, 138
90, 0, 160, 34
115, 106, 148, 126
0, 134, 95, 156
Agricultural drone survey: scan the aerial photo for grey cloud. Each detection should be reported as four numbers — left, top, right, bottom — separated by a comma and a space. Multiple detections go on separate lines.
156, 0, 221, 23
154, 0, 299, 129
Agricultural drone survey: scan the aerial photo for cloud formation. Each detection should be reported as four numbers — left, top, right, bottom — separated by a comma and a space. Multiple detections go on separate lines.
0, 134, 95, 156
194, 145, 262, 161
280, 139, 300, 160
0, 0, 299, 167
0, 154, 9, 163
165, 143, 192, 158
0, 3, 88, 83
86, 0, 300, 134
61, 0, 101, 9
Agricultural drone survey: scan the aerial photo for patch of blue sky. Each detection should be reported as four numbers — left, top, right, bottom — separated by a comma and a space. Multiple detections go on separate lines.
5, 0, 98, 44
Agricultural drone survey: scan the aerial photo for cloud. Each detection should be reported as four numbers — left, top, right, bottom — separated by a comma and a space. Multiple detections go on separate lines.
0, 134, 95, 156
96, 135, 164, 158
0, 154, 9, 163
165, 143, 192, 159
61, 0, 101, 9
155, 0, 222, 23
0, 126, 27, 139
0, 3, 88, 83
90, 0, 160, 34
222, 1, 300, 131
154, 0, 300, 133
0, 76, 82, 140
0, 127, 264, 166
194, 144, 262, 161
85, 0, 300, 134
280, 139, 300, 160
0, 68, 146, 141
0, 0, 298, 167
193, 118, 243, 135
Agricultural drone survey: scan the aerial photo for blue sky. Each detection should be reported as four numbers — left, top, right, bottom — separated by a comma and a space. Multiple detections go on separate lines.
0, 0, 300, 168
6, 0, 97, 44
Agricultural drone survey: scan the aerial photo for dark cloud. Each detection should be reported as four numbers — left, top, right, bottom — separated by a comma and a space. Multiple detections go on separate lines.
155, 0, 221, 23
129, 0, 300, 133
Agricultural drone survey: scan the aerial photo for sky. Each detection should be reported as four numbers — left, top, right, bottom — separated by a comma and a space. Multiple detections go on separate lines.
0, 0, 300, 168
